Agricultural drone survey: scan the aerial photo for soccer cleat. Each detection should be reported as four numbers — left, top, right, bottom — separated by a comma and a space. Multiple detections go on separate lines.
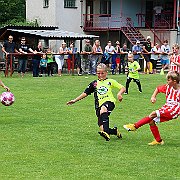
160, 68, 164, 75
148, 139, 164, 146
124, 92, 128, 95
113, 127, 122, 139
98, 131, 110, 141
123, 124, 136, 131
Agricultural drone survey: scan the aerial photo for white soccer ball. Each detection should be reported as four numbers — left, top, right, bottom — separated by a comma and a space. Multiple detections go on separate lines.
0, 92, 15, 106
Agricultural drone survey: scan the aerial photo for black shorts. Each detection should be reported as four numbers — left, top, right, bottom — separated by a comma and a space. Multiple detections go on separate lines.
143, 54, 151, 62
96, 101, 115, 125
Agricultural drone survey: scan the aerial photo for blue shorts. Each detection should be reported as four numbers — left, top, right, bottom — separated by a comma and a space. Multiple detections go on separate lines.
161, 59, 170, 65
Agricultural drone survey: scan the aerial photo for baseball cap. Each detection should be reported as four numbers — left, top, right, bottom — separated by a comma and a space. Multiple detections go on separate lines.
147, 36, 151, 40
136, 40, 140, 44
85, 39, 90, 43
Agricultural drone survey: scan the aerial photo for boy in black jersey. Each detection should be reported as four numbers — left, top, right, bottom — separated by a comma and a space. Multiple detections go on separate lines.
67, 63, 125, 141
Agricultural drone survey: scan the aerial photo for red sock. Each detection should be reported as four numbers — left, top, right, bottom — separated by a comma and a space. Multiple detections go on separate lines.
150, 125, 162, 142
134, 116, 152, 129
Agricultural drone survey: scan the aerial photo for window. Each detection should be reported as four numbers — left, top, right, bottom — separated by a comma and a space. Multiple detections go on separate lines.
64, 0, 76, 8
100, 0, 111, 15
43, 0, 49, 8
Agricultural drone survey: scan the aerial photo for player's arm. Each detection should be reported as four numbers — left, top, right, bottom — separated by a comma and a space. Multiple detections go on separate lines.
67, 92, 87, 105
151, 85, 166, 104
117, 86, 126, 102
0, 80, 10, 92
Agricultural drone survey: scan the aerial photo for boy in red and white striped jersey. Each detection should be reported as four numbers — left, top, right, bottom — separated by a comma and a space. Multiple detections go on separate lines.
124, 71, 180, 145
170, 44, 180, 72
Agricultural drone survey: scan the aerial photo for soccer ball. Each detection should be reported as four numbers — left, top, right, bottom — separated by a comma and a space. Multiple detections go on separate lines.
0, 92, 15, 106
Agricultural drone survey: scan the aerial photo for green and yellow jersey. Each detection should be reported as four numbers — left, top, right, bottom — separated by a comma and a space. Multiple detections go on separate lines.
128, 61, 140, 79
84, 78, 124, 109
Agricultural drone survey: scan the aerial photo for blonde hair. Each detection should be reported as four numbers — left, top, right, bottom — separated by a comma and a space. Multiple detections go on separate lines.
166, 71, 180, 83
97, 63, 108, 71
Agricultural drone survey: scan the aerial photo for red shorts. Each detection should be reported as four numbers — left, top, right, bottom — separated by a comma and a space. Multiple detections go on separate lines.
116, 58, 120, 64
154, 104, 179, 123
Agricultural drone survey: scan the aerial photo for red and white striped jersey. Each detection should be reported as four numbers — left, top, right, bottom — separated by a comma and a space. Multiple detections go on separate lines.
170, 54, 180, 72
157, 84, 180, 106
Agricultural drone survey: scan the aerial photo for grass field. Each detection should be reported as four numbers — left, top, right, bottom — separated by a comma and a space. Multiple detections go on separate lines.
0, 72, 179, 180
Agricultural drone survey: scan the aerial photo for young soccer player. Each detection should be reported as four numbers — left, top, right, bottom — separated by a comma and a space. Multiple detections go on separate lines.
170, 44, 180, 72
124, 53, 142, 94
123, 71, 180, 145
67, 63, 126, 141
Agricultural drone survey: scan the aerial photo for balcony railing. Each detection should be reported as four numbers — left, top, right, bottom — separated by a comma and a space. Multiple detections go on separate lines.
83, 14, 128, 31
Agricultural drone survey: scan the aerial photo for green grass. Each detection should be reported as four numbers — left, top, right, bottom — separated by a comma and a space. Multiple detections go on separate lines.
0, 72, 179, 180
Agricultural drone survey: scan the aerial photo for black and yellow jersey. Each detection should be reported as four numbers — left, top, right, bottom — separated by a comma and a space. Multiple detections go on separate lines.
84, 78, 124, 109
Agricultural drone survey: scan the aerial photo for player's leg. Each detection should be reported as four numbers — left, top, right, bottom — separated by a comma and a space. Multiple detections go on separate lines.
134, 79, 142, 93
125, 77, 132, 94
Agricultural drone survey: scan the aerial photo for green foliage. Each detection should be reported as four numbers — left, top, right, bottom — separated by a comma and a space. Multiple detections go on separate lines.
0, 73, 179, 179
0, 0, 26, 26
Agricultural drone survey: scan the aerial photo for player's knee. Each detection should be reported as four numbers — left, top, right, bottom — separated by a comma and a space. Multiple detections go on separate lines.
99, 106, 108, 115
149, 111, 157, 119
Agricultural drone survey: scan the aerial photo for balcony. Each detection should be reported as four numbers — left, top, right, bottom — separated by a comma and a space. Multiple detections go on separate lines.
83, 14, 128, 31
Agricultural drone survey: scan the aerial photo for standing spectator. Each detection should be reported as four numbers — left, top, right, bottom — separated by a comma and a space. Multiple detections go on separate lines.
90, 40, 103, 75
143, 36, 152, 74
169, 44, 180, 72
115, 41, 121, 74
55, 42, 68, 76
32, 41, 43, 77
67, 42, 77, 75
120, 43, 129, 74
81, 39, 93, 75
125, 53, 142, 95
132, 40, 142, 62
150, 43, 161, 74
104, 41, 115, 73
160, 40, 170, 75
46, 48, 54, 76
18, 37, 34, 78
2, 35, 18, 76
39, 54, 47, 77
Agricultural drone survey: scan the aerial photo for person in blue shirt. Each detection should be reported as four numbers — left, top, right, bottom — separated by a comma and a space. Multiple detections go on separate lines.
39, 54, 47, 77
132, 40, 142, 62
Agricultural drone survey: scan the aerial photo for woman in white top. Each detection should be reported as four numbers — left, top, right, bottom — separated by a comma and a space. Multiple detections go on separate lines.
55, 42, 68, 76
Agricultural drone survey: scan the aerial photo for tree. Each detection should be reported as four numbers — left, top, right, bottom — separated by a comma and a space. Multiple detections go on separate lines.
0, 0, 26, 26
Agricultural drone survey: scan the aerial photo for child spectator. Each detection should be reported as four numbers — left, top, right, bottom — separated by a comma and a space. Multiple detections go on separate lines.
170, 44, 180, 72
46, 48, 54, 77
124, 53, 142, 94
123, 71, 180, 146
160, 40, 170, 75
67, 63, 125, 141
39, 54, 47, 77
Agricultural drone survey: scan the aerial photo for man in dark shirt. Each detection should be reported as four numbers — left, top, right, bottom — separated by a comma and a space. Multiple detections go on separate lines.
2, 35, 18, 76
143, 36, 152, 74
18, 37, 34, 77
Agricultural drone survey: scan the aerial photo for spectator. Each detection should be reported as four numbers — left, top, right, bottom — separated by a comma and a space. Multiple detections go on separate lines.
55, 42, 68, 76
143, 36, 152, 74
39, 54, 47, 77
115, 41, 121, 74
160, 40, 170, 75
2, 35, 18, 76
90, 40, 103, 75
46, 48, 54, 77
81, 39, 93, 75
120, 43, 129, 74
132, 40, 142, 62
18, 37, 34, 78
150, 43, 161, 74
32, 41, 43, 77
104, 41, 115, 73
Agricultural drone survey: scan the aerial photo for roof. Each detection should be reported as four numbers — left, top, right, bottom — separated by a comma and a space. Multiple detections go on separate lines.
7, 29, 99, 39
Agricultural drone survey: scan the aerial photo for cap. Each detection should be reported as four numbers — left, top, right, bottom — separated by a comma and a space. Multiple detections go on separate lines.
136, 40, 140, 44
62, 42, 66, 45
116, 41, 120, 45
147, 36, 151, 40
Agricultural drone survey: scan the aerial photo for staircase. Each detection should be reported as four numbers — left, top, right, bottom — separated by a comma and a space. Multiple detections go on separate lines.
121, 18, 146, 45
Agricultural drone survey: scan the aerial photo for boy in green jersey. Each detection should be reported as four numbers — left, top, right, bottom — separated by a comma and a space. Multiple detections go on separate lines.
67, 63, 126, 141
125, 53, 142, 94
